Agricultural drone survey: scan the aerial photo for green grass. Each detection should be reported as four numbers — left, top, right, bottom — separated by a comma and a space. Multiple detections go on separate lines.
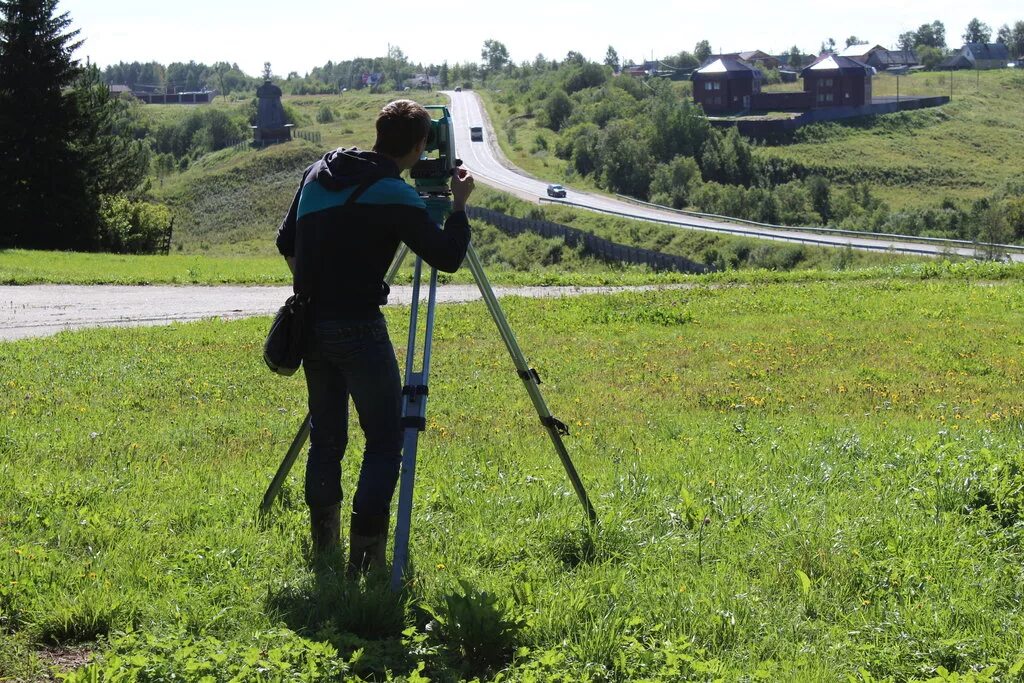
0, 249, 291, 285
3, 263, 1024, 680
758, 69, 1024, 210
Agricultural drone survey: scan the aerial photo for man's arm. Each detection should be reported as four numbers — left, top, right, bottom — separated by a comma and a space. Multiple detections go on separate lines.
395, 168, 476, 273
277, 167, 312, 278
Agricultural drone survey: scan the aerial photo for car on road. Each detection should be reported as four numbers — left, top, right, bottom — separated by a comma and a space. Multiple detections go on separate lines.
546, 184, 567, 198
470, 126, 483, 141
454, 86, 462, 92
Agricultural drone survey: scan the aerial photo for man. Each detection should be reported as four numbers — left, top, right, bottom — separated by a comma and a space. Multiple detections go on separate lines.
276, 99, 475, 574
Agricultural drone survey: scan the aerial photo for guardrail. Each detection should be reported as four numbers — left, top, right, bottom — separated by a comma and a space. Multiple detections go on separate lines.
612, 193, 1024, 254
538, 198, 960, 259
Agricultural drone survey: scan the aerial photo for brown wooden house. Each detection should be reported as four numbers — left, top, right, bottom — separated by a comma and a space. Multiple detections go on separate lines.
800, 55, 874, 107
692, 57, 763, 113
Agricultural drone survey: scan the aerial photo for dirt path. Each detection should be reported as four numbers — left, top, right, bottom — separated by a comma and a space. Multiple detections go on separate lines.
0, 284, 674, 341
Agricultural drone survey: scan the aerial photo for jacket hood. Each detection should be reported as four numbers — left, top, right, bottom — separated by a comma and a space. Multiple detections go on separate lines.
314, 148, 399, 191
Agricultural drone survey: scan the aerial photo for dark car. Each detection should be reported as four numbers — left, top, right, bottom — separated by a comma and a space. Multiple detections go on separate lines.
454, 86, 462, 92
470, 126, 483, 141
546, 184, 567, 198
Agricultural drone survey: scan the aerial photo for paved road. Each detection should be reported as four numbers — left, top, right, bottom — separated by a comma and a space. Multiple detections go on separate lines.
0, 284, 674, 341
446, 90, 1024, 263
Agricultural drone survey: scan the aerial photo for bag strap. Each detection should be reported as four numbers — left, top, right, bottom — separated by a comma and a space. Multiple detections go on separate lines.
344, 177, 379, 207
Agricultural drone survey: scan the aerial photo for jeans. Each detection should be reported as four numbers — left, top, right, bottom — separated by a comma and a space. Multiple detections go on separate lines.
302, 315, 402, 532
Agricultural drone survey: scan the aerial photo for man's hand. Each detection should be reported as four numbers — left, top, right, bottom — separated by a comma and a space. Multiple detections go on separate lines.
450, 167, 475, 212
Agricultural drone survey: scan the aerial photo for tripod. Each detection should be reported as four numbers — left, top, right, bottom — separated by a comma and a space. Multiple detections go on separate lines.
259, 215, 597, 590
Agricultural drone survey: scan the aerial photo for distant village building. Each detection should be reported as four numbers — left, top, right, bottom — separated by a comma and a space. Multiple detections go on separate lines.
691, 57, 763, 112
734, 50, 781, 71
940, 43, 1010, 70
112, 83, 217, 104
800, 55, 874, 106
838, 44, 919, 71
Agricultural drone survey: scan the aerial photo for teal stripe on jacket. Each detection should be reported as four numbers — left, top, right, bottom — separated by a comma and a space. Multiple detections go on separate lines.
297, 177, 425, 220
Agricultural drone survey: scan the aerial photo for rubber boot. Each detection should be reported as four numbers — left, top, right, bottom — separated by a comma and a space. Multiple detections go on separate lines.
309, 503, 341, 554
347, 512, 389, 577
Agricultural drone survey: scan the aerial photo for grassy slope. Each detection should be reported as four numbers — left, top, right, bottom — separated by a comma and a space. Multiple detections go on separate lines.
758, 70, 1024, 210
152, 91, 448, 256
481, 70, 1024, 214
2, 269, 1024, 680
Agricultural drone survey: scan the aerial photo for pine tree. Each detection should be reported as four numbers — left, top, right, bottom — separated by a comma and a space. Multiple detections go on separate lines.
0, 0, 84, 248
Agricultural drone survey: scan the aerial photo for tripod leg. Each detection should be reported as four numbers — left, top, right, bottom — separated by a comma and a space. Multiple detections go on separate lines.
391, 259, 440, 591
258, 414, 310, 520
463, 243, 598, 525
258, 245, 412, 518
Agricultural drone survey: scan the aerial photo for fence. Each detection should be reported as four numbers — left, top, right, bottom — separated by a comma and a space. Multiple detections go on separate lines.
159, 217, 174, 255
466, 207, 713, 274
294, 130, 322, 144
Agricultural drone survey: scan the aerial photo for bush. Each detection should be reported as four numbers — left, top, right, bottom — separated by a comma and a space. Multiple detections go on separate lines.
316, 103, 335, 123
97, 194, 173, 254
541, 89, 573, 131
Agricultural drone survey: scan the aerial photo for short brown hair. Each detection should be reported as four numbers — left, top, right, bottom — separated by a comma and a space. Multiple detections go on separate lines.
374, 99, 432, 157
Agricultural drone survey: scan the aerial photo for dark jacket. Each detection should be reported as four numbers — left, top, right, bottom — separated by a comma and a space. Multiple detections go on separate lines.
276, 148, 470, 319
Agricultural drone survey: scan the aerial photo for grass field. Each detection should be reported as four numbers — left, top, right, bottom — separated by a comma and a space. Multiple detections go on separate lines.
758, 69, 1024, 211
2, 263, 1024, 681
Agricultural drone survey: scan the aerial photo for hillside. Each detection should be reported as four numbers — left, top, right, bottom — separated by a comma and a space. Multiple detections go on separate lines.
759, 70, 1024, 210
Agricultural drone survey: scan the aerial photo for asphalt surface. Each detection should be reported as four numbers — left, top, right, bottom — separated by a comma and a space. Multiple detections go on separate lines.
445, 90, 1024, 263
0, 284, 673, 341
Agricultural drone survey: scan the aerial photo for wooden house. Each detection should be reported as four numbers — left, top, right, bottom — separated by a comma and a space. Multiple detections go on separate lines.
800, 55, 874, 107
692, 57, 763, 113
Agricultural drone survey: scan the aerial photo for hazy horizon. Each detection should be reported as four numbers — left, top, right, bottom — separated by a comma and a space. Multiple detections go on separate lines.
61, 0, 1019, 77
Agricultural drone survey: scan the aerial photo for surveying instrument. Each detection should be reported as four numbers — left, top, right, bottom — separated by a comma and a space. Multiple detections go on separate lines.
259, 105, 597, 591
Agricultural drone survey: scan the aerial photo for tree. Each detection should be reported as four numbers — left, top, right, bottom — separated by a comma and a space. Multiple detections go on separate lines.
0, 0, 83, 248
262, 61, 272, 81
820, 37, 836, 54
481, 39, 509, 74
787, 45, 803, 67
806, 175, 832, 221
650, 156, 702, 209
564, 50, 586, 66
438, 61, 449, 88
694, 40, 712, 64
898, 31, 917, 52
1, 3, 151, 251
1011, 21, 1024, 59
917, 45, 944, 70
914, 21, 946, 49
599, 119, 654, 197
962, 18, 992, 45
542, 88, 572, 131
646, 83, 710, 161
996, 23, 1011, 45
604, 45, 620, 71
845, 36, 863, 48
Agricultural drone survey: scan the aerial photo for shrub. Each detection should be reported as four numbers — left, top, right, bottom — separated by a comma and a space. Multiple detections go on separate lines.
97, 194, 173, 254
316, 103, 335, 123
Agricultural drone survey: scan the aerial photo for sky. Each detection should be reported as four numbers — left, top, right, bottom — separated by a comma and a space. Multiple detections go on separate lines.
61, 0, 1018, 77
